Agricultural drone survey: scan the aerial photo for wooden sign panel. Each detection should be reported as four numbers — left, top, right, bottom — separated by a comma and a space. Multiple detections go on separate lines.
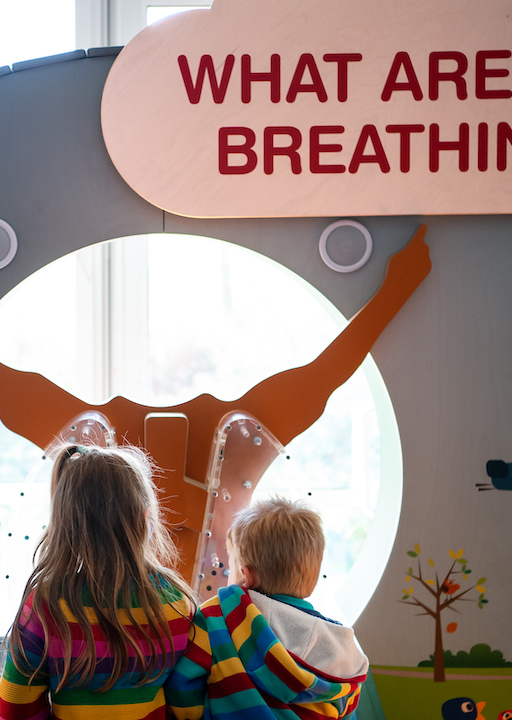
101, 0, 512, 218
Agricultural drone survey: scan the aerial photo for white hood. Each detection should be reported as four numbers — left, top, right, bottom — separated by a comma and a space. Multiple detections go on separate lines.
248, 590, 369, 680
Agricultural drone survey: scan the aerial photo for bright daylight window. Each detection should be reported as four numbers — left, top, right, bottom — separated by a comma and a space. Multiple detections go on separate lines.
0, 0, 74, 68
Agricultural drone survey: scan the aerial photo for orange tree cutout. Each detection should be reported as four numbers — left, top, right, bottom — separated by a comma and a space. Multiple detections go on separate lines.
400, 545, 488, 682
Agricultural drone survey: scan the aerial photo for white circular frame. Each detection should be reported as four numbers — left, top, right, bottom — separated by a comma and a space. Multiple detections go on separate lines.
319, 219, 373, 273
0, 220, 18, 269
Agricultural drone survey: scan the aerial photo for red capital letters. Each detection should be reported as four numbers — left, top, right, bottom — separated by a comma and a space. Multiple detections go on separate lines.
286, 54, 328, 103
386, 124, 425, 172
263, 127, 302, 174
310, 126, 345, 173
475, 50, 512, 99
429, 52, 468, 100
349, 125, 390, 173
323, 54, 363, 102
241, 54, 281, 103
429, 123, 469, 171
178, 54, 235, 104
219, 127, 257, 174
381, 52, 423, 101
497, 122, 512, 171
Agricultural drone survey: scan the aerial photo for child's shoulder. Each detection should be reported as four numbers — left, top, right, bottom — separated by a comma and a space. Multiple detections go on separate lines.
193, 586, 243, 629
201, 584, 247, 607
198, 593, 222, 614
156, 574, 184, 601
197, 585, 247, 619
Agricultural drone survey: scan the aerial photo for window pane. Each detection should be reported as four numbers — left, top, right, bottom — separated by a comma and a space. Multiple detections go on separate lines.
0, 253, 83, 394
0, 0, 75, 67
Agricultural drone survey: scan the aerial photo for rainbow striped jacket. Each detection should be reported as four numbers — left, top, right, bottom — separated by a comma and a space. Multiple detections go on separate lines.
0, 581, 193, 720
167, 586, 368, 720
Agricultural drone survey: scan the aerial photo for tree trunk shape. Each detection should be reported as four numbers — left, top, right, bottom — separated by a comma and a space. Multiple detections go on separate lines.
433, 609, 446, 682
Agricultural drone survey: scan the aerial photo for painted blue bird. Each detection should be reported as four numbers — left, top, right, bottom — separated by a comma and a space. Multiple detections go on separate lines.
476, 460, 512, 491
441, 697, 486, 720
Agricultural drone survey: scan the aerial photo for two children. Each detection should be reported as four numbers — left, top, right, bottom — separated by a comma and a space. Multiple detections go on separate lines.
0, 444, 367, 720
168, 496, 368, 720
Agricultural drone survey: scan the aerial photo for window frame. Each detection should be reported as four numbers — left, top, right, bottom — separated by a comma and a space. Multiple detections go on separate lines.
76, 0, 212, 47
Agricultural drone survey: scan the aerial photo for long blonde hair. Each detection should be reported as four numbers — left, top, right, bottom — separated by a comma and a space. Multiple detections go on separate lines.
10, 443, 196, 692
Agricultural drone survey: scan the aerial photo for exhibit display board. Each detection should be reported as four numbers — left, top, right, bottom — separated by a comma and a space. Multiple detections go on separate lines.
102, 0, 512, 217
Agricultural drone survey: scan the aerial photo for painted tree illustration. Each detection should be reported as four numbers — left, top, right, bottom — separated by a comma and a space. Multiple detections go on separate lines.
400, 545, 488, 682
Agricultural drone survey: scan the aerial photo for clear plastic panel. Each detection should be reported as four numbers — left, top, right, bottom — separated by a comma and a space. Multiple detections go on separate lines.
46, 411, 117, 452
194, 411, 285, 598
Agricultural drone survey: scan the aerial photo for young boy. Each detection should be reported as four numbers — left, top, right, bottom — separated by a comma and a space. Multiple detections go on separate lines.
168, 497, 368, 720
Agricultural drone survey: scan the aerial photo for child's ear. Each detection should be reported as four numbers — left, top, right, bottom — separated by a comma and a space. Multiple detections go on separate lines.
240, 565, 260, 589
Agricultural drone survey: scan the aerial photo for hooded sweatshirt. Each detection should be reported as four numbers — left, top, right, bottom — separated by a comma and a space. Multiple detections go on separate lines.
168, 585, 368, 720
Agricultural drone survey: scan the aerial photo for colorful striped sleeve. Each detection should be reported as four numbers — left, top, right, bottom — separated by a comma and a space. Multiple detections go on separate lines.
165, 603, 213, 720
0, 596, 51, 720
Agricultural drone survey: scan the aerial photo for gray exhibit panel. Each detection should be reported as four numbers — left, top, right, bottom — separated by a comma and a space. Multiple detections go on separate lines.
0, 50, 162, 299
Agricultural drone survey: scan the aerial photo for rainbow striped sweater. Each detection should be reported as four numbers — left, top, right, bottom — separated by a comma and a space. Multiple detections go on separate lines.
167, 585, 368, 720
0, 581, 193, 720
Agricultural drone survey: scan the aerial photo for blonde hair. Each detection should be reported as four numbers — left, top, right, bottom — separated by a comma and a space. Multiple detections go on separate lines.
9, 443, 196, 692
227, 496, 325, 598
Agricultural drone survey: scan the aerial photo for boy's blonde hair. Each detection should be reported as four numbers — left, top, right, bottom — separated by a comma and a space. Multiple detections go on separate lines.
227, 496, 325, 598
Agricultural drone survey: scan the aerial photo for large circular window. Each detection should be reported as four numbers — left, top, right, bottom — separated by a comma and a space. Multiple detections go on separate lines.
0, 234, 402, 632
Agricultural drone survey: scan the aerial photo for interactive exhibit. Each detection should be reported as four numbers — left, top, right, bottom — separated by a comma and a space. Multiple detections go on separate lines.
0, 1, 512, 717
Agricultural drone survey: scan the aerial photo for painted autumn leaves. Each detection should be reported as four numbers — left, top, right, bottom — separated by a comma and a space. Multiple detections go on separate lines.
400, 545, 488, 681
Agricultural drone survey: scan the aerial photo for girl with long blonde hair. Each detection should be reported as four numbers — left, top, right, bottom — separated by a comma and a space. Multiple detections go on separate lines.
0, 443, 196, 719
